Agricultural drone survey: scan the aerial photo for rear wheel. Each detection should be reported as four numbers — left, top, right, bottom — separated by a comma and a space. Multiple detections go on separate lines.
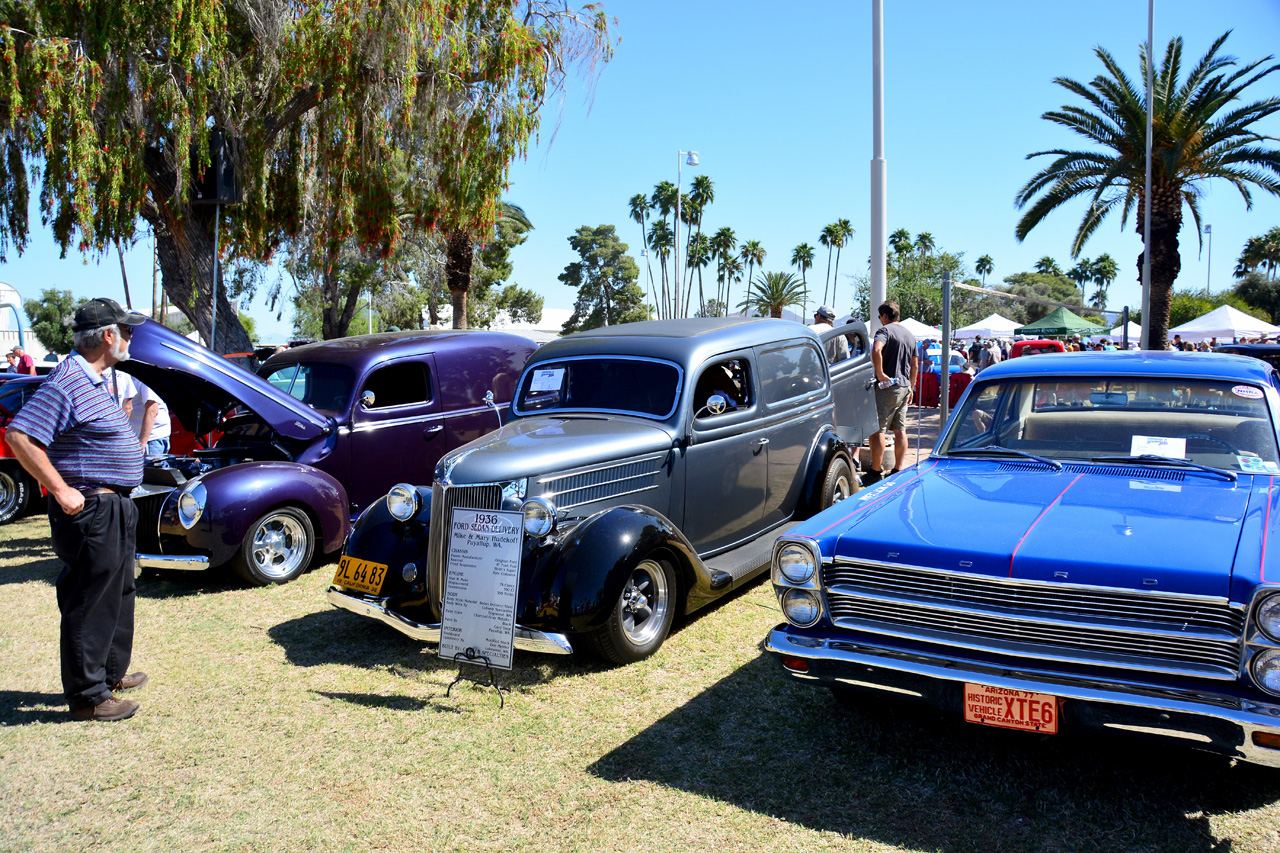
586, 556, 677, 665
821, 457, 858, 510
230, 507, 316, 586
0, 466, 31, 525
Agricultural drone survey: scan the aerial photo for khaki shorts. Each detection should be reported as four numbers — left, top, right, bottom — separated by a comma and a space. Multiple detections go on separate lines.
875, 384, 912, 432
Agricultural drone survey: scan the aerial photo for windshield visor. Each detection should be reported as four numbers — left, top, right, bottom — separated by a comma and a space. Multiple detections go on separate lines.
941, 376, 1280, 473
514, 357, 681, 419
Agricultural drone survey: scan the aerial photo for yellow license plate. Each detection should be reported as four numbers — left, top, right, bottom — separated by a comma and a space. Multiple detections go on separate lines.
963, 683, 1058, 734
333, 555, 389, 596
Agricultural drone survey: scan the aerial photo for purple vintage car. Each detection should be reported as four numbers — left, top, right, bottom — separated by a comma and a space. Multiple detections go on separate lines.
121, 321, 535, 585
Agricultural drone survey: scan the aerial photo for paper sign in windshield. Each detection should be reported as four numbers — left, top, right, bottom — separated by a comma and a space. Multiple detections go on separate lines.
1232, 385, 1263, 399
529, 368, 565, 393
439, 509, 523, 670
1131, 435, 1186, 459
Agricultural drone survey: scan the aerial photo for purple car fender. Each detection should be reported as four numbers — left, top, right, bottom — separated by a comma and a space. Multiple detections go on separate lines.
160, 461, 349, 567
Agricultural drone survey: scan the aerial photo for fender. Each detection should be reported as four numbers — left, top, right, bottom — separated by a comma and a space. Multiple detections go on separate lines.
797, 429, 852, 518
159, 461, 350, 567
340, 486, 434, 604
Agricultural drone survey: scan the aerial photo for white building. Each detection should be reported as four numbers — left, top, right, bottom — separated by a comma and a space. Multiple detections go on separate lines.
0, 282, 53, 367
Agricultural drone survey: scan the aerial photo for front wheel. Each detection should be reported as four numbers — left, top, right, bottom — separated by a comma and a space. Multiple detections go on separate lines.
230, 507, 316, 586
585, 556, 677, 665
0, 466, 31, 525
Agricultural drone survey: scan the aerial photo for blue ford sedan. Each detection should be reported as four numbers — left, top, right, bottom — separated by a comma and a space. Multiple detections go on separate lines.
766, 351, 1280, 768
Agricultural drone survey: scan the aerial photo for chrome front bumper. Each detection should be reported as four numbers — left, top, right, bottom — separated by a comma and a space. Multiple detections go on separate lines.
136, 552, 210, 571
326, 587, 574, 655
765, 626, 1280, 769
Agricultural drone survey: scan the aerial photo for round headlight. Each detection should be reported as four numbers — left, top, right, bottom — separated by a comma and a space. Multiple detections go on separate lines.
387, 484, 421, 521
1256, 593, 1280, 643
777, 542, 817, 584
781, 588, 821, 627
177, 482, 206, 530
522, 498, 555, 538
1251, 649, 1280, 697
401, 563, 419, 583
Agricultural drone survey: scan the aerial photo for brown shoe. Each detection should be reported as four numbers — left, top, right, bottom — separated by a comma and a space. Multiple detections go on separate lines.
112, 672, 148, 692
70, 696, 139, 722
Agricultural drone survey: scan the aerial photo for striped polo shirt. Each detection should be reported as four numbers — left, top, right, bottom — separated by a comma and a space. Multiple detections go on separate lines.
9, 354, 144, 491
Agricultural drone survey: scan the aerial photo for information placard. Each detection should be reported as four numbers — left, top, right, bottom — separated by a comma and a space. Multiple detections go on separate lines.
439, 508, 522, 670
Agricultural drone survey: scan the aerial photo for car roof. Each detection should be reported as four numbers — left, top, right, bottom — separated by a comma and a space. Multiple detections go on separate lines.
262, 329, 535, 371
978, 350, 1277, 384
529, 317, 822, 367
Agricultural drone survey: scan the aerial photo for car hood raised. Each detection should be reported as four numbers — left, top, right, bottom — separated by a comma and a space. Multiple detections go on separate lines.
120, 320, 331, 441
439, 415, 676, 486
805, 460, 1255, 598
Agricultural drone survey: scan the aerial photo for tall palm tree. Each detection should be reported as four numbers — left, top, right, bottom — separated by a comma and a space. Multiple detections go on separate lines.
1034, 256, 1061, 275
915, 231, 935, 257
721, 256, 743, 316
711, 226, 737, 309
888, 228, 913, 257
685, 175, 716, 312
629, 193, 657, 315
650, 181, 678, 315
830, 219, 854, 307
1067, 257, 1092, 298
647, 219, 674, 319
739, 240, 766, 313
1236, 235, 1269, 276
1091, 253, 1118, 308
740, 271, 806, 318
1015, 32, 1280, 349
686, 232, 714, 316
975, 254, 994, 285
791, 243, 816, 312
819, 223, 840, 304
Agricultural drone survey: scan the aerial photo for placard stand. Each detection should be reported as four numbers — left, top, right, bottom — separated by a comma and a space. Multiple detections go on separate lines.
446, 648, 505, 709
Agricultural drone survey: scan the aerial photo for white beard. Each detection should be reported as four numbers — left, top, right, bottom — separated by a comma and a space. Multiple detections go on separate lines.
110, 333, 131, 363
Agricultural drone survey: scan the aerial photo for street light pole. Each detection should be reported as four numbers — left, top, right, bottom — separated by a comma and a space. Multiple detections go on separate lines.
1204, 224, 1213, 295
675, 149, 698, 318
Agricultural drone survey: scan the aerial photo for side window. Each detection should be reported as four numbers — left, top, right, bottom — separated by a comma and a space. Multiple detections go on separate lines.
693, 358, 751, 416
362, 362, 431, 409
759, 343, 826, 405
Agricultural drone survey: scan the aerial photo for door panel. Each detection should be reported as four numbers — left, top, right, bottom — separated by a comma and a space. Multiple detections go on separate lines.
824, 323, 877, 446
349, 355, 444, 512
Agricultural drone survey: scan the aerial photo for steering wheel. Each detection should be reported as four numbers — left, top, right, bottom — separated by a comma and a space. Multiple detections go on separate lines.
1178, 432, 1238, 454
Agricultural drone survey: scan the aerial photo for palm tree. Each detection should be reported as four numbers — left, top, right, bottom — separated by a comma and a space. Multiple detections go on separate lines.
686, 232, 714, 315
740, 271, 807, 318
975, 254, 994, 285
915, 231, 935, 257
1015, 32, 1280, 349
685, 175, 715, 312
830, 219, 854, 307
791, 242, 815, 312
629, 193, 657, 315
650, 181, 678, 315
1067, 257, 1092, 298
647, 219, 674, 319
889, 228, 913, 257
711, 226, 737, 309
739, 240, 766, 313
721, 256, 743, 315
1091, 253, 1118, 308
1034, 256, 1062, 275
1236, 227, 1280, 277
819, 223, 840, 303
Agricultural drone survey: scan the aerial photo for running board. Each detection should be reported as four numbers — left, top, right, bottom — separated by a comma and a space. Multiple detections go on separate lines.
702, 521, 801, 586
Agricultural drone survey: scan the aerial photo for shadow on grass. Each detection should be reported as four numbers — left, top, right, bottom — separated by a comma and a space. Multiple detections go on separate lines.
590, 654, 1280, 853
0, 690, 67, 725
0, 550, 60, 585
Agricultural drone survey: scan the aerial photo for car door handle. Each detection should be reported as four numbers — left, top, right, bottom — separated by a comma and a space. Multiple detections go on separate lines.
424, 425, 444, 439
753, 438, 769, 454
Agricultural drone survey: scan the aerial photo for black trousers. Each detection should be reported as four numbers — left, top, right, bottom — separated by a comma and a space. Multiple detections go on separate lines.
48, 492, 138, 709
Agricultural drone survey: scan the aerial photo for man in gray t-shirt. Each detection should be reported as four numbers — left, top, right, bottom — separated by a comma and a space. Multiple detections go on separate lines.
867, 300, 918, 485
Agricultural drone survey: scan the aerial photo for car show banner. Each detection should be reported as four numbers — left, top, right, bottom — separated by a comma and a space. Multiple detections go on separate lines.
440, 508, 522, 670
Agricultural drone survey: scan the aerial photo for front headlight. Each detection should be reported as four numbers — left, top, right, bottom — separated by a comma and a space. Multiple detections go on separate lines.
177, 482, 206, 530
1256, 593, 1280, 643
522, 498, 555, 538
387, 484, 422, 521
781, 589, 821, 627
1252, 649, 1280, 696
777, 542, 818, 584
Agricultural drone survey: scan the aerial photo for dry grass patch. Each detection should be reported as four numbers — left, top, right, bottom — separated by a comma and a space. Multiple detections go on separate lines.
3, 512, 1280, 852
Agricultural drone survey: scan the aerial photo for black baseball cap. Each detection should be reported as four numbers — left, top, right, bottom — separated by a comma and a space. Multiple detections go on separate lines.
72, 298, 147, 332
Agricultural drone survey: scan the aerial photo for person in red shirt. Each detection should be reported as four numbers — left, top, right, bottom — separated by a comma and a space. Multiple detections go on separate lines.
9, 345, 36, 375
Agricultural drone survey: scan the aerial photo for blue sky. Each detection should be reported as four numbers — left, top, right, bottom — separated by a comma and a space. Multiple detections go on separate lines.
3, 0, 1279, 342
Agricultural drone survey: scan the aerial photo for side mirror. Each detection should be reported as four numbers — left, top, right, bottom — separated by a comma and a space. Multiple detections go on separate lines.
360, 390, 376, 409
697, 393, 733, 418
484, 390, 495, 407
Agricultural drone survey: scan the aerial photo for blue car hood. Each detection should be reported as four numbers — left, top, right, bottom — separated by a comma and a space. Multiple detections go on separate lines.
816, 461, 1254, 598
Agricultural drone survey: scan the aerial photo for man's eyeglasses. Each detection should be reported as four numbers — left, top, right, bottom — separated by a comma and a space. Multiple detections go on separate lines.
118, 326, 133, 339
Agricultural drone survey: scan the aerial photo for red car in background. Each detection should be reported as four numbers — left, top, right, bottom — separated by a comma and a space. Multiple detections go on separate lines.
1010, 339, 1066, 358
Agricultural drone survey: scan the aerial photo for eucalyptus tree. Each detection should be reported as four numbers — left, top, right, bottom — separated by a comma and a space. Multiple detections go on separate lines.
830, 219, 854, 306
791, 242, 816, 311
740, 271, 806, 318
1015, 32, 1280, 349
738, 240, 766, 314
975, 254, 994, 285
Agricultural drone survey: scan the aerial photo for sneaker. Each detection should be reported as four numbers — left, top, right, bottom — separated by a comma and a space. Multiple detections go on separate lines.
112, 672, 148, 692
861, 469, 883, 486
70, 696, 140, 722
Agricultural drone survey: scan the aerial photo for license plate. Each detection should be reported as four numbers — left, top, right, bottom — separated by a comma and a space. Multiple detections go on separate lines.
962, 683, 1058, 734
333, 555, 389, 596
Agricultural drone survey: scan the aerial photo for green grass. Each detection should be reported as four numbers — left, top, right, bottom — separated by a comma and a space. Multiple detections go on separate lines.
3, 512, 1280, 852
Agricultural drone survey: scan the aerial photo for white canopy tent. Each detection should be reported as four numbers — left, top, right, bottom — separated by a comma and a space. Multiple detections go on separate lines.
1168, 304, 1280, 343
954, 313, 1021, 340
1089, 320, 1142, 344
899, 317, 942, 340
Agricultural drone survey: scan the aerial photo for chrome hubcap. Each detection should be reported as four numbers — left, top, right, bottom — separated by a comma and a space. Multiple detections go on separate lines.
620, 559, 669, 646
251, 514, 307, 579
0, 471, 19, 518
833, 475, 851, 502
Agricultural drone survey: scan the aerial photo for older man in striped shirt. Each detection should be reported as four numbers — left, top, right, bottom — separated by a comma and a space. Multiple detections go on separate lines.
6, 298, 148, 721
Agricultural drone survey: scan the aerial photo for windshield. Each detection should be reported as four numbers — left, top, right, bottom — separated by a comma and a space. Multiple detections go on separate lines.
258, 363, 355, 413
940, 376, 1280, 474
514, 357, 681, 419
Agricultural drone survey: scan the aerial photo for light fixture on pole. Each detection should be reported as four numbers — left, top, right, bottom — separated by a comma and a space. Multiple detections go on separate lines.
674, 149, 699, 318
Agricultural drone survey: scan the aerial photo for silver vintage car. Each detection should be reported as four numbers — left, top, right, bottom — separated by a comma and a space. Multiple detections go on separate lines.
328, 317, 877, 663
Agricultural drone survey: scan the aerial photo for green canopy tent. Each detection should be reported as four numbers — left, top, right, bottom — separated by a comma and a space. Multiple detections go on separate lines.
1015, 307, 1106, 337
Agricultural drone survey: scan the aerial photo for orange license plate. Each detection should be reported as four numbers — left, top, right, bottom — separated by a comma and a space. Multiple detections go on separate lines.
963, 683, 1058, 734
333, 555, 389, 596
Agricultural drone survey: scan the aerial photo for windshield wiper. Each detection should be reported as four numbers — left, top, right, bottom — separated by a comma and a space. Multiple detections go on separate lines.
1090, 454, 1236, 482
946, 446, 1063, 470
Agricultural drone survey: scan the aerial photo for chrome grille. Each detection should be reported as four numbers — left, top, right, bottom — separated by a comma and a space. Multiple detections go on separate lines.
131, 492, 169, 553
823, 561, 1245, 679
537, 455, 663, 510
428, 482, 503, 610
